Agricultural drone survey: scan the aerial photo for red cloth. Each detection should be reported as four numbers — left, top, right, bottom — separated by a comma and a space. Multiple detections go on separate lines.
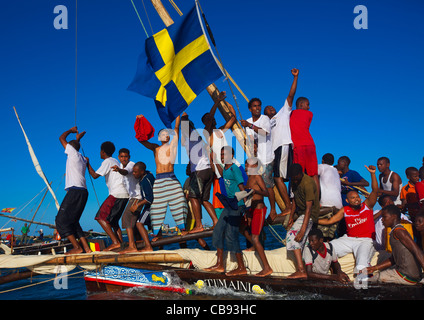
289, 109, 315, 147
415, 181, 424, 203
250, 207, 267, 236
134, 116, 155, 142
344, 202, 375, 239
293, 145, 318, 176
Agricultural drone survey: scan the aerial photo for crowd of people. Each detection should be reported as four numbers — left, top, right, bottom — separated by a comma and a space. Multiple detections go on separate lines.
54, 69, 424, 285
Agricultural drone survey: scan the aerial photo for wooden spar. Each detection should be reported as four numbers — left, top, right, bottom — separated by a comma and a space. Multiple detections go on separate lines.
151, 0, 174, 26
26, 181, 51, 232
42, 252, 188, 265
149, 0, 286, 212
340, 179, 370, 196
0, 213, 56, 229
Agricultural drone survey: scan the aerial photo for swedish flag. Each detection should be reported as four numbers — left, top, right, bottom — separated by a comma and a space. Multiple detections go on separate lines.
128, 3, 224, 128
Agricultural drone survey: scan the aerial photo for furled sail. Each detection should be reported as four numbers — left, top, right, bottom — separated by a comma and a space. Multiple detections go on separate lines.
13, 106, 60, 210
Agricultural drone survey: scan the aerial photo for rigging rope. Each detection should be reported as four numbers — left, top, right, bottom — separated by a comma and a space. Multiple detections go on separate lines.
141, 0, 154, 34
73, 0, 100, 208
34, 174, 66, 231
265, 222, 286, 245
74, 0, 78, 127
130, 0, 150, 37
0, 187, 48, 229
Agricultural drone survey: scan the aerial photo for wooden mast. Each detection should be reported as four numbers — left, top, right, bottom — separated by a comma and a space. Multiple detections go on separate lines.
149, 0, 286, 211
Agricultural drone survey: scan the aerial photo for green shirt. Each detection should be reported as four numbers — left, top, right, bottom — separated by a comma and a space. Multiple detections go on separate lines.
21, 226, 29, 235
223, 164, 245, 206
293, 174, 320, 223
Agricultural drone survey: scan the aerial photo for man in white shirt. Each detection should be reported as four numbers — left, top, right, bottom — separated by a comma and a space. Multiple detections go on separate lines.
317, 153, 343, 240
87, 141, 129, 251
264, 68, 299, 217
55, 126, 91, 254
182, 113, 217, 234
241, 98, 276, 219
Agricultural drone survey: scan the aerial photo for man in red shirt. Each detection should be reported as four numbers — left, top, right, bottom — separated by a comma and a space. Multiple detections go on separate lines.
416, 166, 424, 207
319, 165, 378, 275
289, 97, 319, 192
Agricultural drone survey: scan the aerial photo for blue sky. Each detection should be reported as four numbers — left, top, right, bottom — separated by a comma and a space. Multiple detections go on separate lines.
1, 0, 423, 235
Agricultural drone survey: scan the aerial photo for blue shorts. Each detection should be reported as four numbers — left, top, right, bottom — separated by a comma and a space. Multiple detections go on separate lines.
212, 205, 245, 253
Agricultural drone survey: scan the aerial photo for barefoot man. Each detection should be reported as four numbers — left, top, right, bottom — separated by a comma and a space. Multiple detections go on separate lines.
241, 157, 273, 277
55, 127, 92, 255
137, 115, 187, 241
204, 146, 247, 276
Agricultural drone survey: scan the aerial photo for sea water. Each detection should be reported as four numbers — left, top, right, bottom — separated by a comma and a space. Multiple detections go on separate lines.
0, 225, 330, 300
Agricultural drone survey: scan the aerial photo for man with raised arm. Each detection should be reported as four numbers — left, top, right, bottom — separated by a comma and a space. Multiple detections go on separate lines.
289, 87, 320, 194
319, 165, 379, 275
55, 126, 92, 254
264, 68, 299, 217
137, 115, 187, 241
202, 91, 240, 220
181, 111, 217, 234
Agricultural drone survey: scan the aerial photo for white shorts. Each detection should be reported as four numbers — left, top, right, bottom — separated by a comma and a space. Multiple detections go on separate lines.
273, 144, 293, 180
330, 235, 375, 271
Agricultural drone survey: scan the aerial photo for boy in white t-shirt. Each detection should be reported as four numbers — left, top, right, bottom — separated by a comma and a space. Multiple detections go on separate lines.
111, 148, 144, 253
303, 228, 350, 283
87, 141, 129, 251
55, 127, 91, 254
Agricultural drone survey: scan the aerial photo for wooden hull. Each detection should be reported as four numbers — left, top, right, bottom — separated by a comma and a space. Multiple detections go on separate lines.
12, 240, 73, 255
84, 264, 190, 294
84, 263, 424, 300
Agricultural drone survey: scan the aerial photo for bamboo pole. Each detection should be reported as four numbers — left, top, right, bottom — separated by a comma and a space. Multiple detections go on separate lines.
149, 0, 286, 211
0, 214, 56, 229
42, 252, 188, 265
27, 182, 51, 232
